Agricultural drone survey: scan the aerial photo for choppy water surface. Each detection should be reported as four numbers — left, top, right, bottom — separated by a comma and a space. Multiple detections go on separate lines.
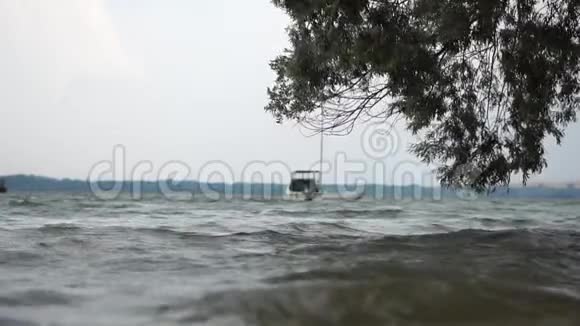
1, 193, 580, 325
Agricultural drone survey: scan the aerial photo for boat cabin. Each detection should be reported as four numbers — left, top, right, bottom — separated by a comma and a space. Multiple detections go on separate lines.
288, 171, 321, 200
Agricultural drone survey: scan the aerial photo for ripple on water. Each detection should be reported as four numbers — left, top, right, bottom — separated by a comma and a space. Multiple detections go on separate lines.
2, 195, 580, 325
0, 290, 76, 307
156, 276, 580, 326
0, 317, 38, 326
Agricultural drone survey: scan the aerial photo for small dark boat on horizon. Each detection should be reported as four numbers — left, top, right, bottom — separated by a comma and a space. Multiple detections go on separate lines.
0, 179, 7, 193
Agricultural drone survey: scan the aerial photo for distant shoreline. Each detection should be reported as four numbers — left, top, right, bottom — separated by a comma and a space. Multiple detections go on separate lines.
2, 175, 580, 200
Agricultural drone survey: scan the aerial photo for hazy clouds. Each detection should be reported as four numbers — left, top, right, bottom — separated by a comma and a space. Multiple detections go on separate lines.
0, 0, 578, 184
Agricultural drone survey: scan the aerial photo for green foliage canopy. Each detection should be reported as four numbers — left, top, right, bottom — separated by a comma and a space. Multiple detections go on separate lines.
266, 0, 580, 191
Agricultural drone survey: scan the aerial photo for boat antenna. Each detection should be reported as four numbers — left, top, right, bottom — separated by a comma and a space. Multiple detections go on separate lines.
319, 108, 324, 185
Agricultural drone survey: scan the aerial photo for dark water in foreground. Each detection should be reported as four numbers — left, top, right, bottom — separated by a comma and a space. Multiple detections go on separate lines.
1, 193, 580, 325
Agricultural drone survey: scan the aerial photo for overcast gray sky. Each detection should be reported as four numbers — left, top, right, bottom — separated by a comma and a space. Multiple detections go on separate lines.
1, 0, 578, 185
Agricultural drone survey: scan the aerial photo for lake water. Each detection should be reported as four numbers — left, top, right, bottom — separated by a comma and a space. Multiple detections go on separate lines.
1, 193, 579, 325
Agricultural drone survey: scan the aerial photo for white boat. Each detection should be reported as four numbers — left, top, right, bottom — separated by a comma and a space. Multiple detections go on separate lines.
285, 113, 364, 201
285, 172, 365, 201
287, 170, 322, 201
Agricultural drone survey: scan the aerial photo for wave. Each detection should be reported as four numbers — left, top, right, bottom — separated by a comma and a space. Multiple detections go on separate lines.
0, 317, 39, 326
330, 206, 404, 218
283, 221, 374, 236
272, 228, 580, 281
38, 224, 82, 232
371, 228, 580, 250
0, 290, 75, 307
0, 317, 37, 326
469, 216, 539, 228
0, 250, 44, 265
123, 227, 297, 243
102, 255, 206, 273
131, 223, 368, 242
8, 198, 46, 208
552, 200, 580, 207
259, 206, 403, 218
224, 230, 297, 241
158, 275, 580, 325
26, 222, 580, 248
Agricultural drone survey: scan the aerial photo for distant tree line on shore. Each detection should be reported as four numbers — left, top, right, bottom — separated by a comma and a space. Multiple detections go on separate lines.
2, 175, 580, 200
